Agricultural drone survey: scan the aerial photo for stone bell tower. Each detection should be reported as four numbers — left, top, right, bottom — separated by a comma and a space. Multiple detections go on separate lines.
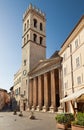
20, 4, 46, 110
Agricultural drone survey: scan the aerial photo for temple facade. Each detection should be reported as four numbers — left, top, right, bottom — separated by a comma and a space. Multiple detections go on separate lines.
28, 56, 62, 112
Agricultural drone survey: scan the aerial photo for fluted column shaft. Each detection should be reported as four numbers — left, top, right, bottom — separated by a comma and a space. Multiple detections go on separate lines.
29, 79, 33, 108
33, 77, 38, 108
51, 70, 56, 109
44, 73, 48, 108
38, 75, 42, 108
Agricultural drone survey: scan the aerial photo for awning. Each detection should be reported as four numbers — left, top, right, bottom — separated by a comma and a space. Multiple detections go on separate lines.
60, 88, 84, 103
77, 95, 84, 102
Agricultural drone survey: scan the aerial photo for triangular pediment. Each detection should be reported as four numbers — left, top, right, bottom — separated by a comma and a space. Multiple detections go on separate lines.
28, 56, 61, 76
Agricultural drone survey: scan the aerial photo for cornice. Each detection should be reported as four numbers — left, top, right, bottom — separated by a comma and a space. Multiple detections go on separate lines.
59, 16, 84, 55
23, 7, 46, 22
29, 63, 61, 79
28, 57, 62, 78
22, 28, 46, 38
22, 40, 46, 48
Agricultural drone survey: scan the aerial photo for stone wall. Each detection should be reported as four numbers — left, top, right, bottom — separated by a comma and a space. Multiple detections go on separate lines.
0, 89, 10, 110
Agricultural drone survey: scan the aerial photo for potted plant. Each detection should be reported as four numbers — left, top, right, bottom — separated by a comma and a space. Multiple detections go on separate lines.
72, 112, 84, 130
55, 113, 74, 130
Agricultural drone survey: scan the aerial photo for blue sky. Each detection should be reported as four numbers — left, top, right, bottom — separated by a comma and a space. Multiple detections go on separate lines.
0, 0, 84, 91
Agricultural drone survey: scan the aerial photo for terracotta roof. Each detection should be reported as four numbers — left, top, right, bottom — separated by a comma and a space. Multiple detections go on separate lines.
0, 88, 7, 92
50, 50, 59, 58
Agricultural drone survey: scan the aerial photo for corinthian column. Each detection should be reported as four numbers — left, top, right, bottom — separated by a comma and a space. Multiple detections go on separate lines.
29, 79, 33, 109
43, 73, 48, 112
37, 75, 42, 111
50, 70, 56, 112
32, 77, 38, 110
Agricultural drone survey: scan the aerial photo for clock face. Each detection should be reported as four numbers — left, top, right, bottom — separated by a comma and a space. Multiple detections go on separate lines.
23, 70, 27, 76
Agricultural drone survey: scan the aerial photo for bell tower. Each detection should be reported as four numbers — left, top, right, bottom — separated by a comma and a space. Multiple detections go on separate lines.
21, 4, 46, 110
22, 4, 46, 72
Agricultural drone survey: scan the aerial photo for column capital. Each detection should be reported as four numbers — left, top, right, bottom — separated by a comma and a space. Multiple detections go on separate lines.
38, 75, 42, 79
44, 73, 48, 77
51, 69, 54, 73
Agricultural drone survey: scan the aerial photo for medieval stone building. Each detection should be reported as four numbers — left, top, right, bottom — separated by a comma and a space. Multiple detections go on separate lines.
0, 88, 10, 111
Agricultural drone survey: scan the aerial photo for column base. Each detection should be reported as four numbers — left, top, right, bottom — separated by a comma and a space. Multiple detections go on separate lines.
36, 105, 42, 111
32, 106, 36, 111
58, 106, 64, 113
50, 106, 55, 113
26, 106, 31, 111
42, 105, 48, 112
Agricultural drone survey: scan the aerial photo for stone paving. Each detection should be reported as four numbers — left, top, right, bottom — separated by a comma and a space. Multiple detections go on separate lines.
0, 111, 58, 130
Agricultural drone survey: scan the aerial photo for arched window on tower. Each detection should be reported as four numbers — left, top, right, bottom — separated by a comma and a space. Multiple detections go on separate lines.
33, 19, 37, 28
27, 20, 29, 28
27, 34, 29, 42
40, 37, 43, 45
40, 23, 43, 31
24, 37, 26, 44
24, 59, 26, 66
33, 34, 37, 42
24, 23, 26, 31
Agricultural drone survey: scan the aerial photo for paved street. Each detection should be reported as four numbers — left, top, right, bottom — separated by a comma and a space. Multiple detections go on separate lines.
0, 111, 57, 130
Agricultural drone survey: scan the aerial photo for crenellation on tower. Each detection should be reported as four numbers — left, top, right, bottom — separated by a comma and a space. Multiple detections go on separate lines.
22, 3, 46, 49
23, 4, 46, 21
